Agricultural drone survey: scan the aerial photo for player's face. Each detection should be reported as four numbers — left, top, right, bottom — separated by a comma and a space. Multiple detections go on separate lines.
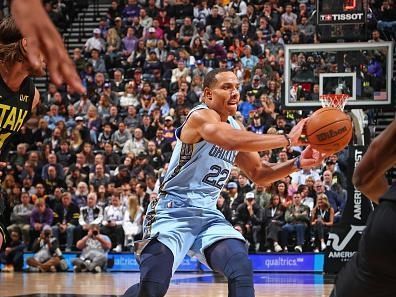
206, 72, 240, 120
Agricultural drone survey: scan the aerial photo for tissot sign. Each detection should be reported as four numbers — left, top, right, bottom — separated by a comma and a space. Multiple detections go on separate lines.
318, 11, 365, 24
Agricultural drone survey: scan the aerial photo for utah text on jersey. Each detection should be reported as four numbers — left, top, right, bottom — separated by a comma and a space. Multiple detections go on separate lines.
0, 104, 29, 148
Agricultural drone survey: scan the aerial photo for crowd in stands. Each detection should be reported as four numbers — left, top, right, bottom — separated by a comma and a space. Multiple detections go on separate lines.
0, 0, 394, 272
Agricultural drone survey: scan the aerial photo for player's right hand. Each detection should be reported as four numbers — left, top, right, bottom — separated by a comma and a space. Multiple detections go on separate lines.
11, 0, 85, 94
288, 118, 308, 146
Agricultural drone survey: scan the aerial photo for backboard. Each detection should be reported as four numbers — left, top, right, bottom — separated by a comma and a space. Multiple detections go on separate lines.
283, 42, 394, 110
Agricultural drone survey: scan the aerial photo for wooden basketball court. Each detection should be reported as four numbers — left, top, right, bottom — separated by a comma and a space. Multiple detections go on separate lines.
1, 272, 334, 297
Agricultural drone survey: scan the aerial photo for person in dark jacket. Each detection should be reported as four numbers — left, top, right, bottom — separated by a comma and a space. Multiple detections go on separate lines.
263, 194, 285, 252
233, 192, 263, 251
217, 191, 232, 223
0, 228, 25, 272
51, 192, 80, 252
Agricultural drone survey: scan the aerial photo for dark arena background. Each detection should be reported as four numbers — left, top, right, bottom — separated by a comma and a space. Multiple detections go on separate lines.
0, 0, 395, 296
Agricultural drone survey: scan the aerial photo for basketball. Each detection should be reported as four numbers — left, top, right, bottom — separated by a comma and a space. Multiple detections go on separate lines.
305, 107, 353, 154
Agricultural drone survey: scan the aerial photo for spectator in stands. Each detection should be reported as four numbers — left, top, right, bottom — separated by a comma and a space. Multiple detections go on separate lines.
74, 95, 94, 117
228, 0, 247, 17
122, 27, 139, 58
225, 181, 241, 212
90, 164, 111, 189
88, 49, 107, 73
377, 1, 396, 38
107, 1, 122, 24
56, 140, 75, 170
31, 183, 48, 204
43, 165, 67, 194
253, 184, 271, 209
368, 29, 385, 43
264, 194, 285, 252
123, 194, 144, 251
51, 192, 80, 252
311, 193, 334, 252
76, 192, 103, 241
241, 45, 258, 71
299, 184, 314, 211
66, 166, 87, 193
233, 192, 263, 252
73, 182, 89, 208
314, 180, 343, 223
101, 194, 126, 252
139, 8, 153, 30
290, 166, 320, 193
112, 122, 132, 153
26, 226, 63, 272
135, 181, 150, 212
123, 128, 148, 156
7, 192, 33, 246
217, 191, 232, 223
280, 3, 297, 35
297, 16, 315, 43
179, 16, 196, 46
104, 142, 121, 168
122, 0, 140, 24
0, 228, 25, 272
72, 224, 112, 273
84, 28, 106, 53
281, 192, 310, 252
272, 180, 291, 207
30, 199, 54, 247
120, 81, 140, 109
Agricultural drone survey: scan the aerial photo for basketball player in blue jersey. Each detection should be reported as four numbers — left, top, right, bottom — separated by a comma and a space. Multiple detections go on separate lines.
0, 16, 45, 250
331, 119, 396, 297
123, 69, 325, 297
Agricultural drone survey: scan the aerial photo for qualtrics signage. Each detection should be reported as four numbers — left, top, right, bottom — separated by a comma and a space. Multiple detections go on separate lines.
318, 11, 366, 24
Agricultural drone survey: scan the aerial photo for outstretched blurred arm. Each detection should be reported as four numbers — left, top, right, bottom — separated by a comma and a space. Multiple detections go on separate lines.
11, 0, 85, 93
353, 120, 396, 203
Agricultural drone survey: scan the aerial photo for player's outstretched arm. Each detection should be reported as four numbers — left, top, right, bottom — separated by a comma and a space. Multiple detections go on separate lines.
235, 145, 325, 186
353, 120, 396, 203
184, 108, 307, 151
11, 0, 85, 93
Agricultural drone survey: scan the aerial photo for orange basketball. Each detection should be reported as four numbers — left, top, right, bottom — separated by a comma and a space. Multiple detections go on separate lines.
305, 107, 353, 154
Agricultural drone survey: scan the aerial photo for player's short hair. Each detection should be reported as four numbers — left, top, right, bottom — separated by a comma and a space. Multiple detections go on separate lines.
0, 17, 26, 68
203, 68, 232, 90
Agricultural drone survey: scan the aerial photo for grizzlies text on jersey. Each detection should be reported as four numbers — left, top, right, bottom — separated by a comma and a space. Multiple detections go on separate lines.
160, 103, 240, 209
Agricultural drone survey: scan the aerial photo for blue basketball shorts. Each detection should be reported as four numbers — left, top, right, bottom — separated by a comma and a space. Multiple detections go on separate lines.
136, 194, 246, 274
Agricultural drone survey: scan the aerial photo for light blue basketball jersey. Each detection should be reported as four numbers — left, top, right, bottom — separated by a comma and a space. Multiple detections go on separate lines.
160, 104, 240, 209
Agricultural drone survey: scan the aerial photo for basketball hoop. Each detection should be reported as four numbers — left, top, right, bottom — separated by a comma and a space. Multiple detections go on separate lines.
320, 94, 349, 111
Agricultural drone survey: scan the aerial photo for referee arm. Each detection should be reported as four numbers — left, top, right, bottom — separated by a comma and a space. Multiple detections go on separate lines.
353, 120, 396, 203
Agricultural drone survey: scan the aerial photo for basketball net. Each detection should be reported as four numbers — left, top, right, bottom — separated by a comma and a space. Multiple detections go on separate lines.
320, 94, 349, 111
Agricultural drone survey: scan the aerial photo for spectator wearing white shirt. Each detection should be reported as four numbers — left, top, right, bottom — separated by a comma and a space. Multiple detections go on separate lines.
123, 194, 144, 251
120, 81, 140, 108
122, 128, 148, 155
101, 194, 126, 252
298, 184, 314, 211
76, 193, 103, 241
290, 168, 320, 192
84, 28, 106, 53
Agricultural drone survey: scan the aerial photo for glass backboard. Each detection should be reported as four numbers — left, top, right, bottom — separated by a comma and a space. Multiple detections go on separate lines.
283, 42, 394, 109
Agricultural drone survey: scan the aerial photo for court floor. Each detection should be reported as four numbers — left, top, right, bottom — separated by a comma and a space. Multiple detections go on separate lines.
1, 272, 335, 297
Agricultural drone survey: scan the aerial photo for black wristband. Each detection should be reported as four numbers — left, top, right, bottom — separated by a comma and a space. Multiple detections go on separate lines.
283, 134, 291, 148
